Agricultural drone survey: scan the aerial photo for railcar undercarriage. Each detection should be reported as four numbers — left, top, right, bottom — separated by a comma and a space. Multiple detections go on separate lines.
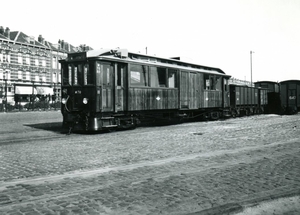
62, 106, 266, 134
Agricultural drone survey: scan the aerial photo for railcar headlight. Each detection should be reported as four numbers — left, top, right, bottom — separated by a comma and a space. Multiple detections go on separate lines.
83, 98, 88, 104
62, 98, 67, 104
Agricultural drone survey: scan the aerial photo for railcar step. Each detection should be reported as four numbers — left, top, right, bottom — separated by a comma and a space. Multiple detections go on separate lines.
101, 117, 115, 120
102, 125, 118, 128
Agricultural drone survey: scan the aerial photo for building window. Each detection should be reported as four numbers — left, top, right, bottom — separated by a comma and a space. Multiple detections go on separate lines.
5, 71, 11, 81
18, 71, 23, 80
52, 57, 57, 69
0, 52, 3, 62
58, 73, 61, 83
0, 69, 3, 79
35, 58, 39, 66
2, 52, 11, 63
53, 73, 57, 83
42, 75, 46, 83
25, 54, 30, 65
18, 53, 23, 64
26, 71, 30, 81
42, 57, 46, 67
35, 74, 39, 82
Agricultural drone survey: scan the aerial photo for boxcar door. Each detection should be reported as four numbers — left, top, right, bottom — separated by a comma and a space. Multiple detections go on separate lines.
189, 72, 200, 109
180, 71, 189, 108
102, 63, 114, 112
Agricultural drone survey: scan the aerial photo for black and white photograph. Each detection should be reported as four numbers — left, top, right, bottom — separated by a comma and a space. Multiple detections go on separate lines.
1, 0, 300, 214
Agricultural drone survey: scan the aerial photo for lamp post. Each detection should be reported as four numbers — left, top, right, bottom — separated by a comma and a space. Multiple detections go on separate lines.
250, 51, 254, 87
4, 71, 8, 112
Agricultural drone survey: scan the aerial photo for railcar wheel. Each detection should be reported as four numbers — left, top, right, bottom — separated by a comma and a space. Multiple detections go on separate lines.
211, 111, 220, 120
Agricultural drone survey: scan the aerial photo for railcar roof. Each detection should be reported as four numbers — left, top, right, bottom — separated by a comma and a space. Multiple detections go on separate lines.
85, 48, 229, 77
280, 79, 300, 84
255, 81, 279, 84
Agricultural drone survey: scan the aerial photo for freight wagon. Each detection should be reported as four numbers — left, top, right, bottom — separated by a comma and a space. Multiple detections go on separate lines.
229, 84, 268, 116
280, 80, 300, 114
254, 81, 281, 114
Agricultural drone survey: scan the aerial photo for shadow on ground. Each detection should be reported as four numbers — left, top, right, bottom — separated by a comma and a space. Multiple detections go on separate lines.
24, 122, 63, 133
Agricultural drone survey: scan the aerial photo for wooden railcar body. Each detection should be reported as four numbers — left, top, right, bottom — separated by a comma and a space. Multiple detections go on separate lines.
59, 49, 231, 131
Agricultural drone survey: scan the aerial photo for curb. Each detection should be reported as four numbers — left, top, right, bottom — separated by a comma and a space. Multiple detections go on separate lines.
187, 188, 300, 215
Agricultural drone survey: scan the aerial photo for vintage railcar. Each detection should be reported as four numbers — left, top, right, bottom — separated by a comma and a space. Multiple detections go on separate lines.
229, 84, 268, 116
254, 81, 280, 93
254, 81, 281, 114
279, 80, 300, 114
59, 49, 231, 132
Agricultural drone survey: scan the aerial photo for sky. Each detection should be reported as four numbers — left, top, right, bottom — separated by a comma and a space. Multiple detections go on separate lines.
2, 0, 300, 82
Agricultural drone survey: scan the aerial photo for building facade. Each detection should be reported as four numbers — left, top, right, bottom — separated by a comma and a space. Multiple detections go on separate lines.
0, 26, 89, 110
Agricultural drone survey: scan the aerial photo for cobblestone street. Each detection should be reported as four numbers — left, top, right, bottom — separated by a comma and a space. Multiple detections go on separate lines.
0, 111, 300, 214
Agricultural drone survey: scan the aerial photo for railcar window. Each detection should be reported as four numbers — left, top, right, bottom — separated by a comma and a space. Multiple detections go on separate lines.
72, 64, 83, 86
77, 64, 83, 85
68, 65, 72, 85
103, 64, 112, 86
96, 62, 101, 86
204, 74, 219, 90
84, 64, 93, 85
74, 66, 78, 85
117, 64, 125, 86
62, 64, 69, 86
168, 69, 177, 88
224, 78, 228, 91
204, 74, 210, 90
210, 76, 215, 90
117, 66, 122, 86
215, 76, 221, 91
130, 64, 148, 86
150, 67, 167, 87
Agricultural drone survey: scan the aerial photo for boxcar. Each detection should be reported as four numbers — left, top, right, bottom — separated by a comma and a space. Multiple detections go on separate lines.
59, 49, 231, 132
280, 80, 300, 114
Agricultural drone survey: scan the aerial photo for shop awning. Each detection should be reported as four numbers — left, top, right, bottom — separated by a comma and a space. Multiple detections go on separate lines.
15, 86, 37, 95
35, 87, 54, 95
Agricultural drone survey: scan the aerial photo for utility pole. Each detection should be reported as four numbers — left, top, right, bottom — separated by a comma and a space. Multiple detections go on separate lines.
250, 51, 254, 87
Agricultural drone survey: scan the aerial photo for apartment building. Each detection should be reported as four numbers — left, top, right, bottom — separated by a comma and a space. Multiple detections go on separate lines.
0, 26, 91, 107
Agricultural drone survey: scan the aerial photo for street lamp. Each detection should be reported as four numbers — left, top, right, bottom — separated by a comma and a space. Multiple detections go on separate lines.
4, 71, 8, 112
250, 51, 254, 87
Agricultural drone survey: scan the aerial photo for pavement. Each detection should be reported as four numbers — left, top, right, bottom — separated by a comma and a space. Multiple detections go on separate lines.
0, 111, 299, 214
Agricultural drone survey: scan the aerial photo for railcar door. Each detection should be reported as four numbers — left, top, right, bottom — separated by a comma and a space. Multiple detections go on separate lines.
99, 62, 114, 112
288, 88, 296, 108
114, 63, 127, 112
180, 71, 189, 108
189, 72, 200, 109
180, 71, 200, 109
